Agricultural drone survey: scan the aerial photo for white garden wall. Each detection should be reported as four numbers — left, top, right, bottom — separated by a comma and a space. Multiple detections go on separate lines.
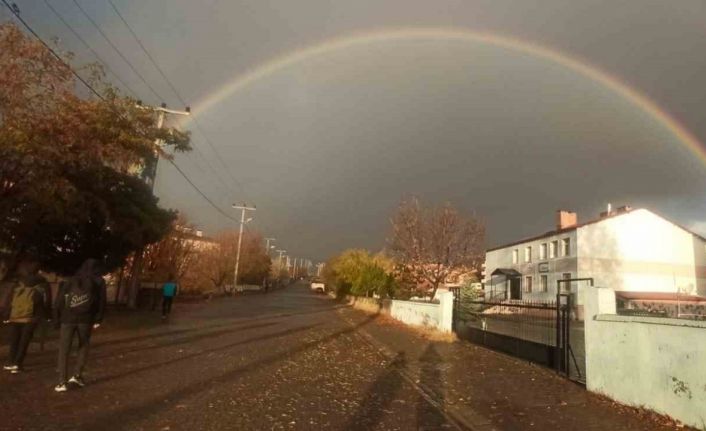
346, 292, 454, 333
584, 287, 706, 429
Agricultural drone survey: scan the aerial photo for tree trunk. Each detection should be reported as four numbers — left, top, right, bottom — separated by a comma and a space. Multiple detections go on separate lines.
127, 249, 144, 309
114, 266, 124, 304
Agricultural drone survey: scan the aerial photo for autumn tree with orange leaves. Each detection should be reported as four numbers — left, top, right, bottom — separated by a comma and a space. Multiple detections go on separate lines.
0, 23, 190, 275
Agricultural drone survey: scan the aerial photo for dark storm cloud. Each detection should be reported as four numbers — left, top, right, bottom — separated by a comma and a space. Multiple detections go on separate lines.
15, 0, 706, 260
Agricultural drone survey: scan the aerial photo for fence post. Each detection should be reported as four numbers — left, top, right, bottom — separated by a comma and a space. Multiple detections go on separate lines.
584, 286, 615, 390
438, 291, 454, 333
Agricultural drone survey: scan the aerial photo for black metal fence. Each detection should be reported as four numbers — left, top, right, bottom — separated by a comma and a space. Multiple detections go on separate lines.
453, 296, 585, 382
454, 298, 558, 365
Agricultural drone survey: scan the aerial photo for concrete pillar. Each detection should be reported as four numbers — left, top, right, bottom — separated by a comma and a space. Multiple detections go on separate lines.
584, 286, 616, 392
584, 286, 616, 319
438, 291, 454, 332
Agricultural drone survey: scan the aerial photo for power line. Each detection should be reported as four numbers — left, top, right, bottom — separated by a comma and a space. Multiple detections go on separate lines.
39, 0, 238, 210
40, 0, 139, 99
104, 0, 252, 201
163, 158, 238, 222
2, 0, 103, 100
2, 0, 238, 224
71, 0, 164, 103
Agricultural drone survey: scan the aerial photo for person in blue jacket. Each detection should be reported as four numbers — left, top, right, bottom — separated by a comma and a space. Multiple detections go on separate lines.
161, 275, 178, 319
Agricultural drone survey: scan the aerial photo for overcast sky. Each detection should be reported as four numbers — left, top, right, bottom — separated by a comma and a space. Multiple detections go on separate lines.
7, 0, 706, 261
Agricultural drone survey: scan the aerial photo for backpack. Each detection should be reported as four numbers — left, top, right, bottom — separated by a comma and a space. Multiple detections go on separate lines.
9, 281, 43, 321
65, 277, 95, 316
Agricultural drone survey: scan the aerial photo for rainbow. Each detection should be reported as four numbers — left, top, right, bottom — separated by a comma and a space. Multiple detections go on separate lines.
193, 27, 704, 162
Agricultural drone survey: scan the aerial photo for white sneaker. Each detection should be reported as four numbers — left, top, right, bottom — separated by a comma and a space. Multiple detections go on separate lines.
10, 368, 21, 374
54, 383, 68, 393
69, 376, 85, 387
3, 364, 18, 371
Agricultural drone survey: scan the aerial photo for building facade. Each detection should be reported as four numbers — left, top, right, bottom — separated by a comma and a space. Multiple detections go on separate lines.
484, 207, 706, 304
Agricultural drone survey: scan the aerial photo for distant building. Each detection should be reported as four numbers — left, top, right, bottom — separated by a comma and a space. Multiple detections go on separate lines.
175, 225, 217, 251
484, 206, 706, 309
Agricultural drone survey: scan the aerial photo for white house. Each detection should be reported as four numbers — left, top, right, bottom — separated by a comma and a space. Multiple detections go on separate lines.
484, 206, 706, 306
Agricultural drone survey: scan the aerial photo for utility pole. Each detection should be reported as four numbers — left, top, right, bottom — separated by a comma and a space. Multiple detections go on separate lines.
140, 102, 190, 192
265, 238, 275, 255
126, 102, 189, 309
276, 249, 286, 266
232, 203, 256, 292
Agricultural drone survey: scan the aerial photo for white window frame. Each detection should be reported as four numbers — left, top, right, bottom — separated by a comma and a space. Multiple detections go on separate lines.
549, 241, 558, 259
524, 246, 532, 263
540, 275, 548, 292
512, 249, 518, 264
539, 243, 547, 260
561, 238, 570, 257
524, 276, 532, 293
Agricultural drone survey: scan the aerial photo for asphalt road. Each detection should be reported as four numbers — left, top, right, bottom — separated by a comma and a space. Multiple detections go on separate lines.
0, 283, 456, 431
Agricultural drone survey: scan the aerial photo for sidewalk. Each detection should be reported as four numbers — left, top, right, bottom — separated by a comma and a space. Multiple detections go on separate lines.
338, 306, 688, 431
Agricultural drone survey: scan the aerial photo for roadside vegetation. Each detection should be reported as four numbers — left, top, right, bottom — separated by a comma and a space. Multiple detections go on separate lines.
0, 23, 189, 280
323, 197, 485, 301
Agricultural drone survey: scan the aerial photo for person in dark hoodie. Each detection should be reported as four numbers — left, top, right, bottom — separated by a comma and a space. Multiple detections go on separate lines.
1, 258, 52, 374
53, 258, 106, 392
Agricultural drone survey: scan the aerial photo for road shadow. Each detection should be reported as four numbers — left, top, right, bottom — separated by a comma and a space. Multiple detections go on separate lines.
18, 320, 281, 372
343, 352, 406, 430
416, 344, 448, 430
78, 313, 381, 431
90, 322, 323, 386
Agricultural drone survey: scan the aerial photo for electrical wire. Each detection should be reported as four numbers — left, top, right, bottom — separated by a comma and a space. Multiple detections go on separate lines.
2, 0, 103, 100
105, 0, 252, 202
71, 0, 164, 103
40, 0, 139, 99
2, 0, 239, 224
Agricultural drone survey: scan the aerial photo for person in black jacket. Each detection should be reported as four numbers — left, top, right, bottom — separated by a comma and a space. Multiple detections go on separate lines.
1, 258, 52, 374
53, 258, 106, 392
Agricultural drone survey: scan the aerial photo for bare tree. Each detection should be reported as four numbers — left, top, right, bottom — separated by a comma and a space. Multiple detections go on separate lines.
388, 197, 485, 301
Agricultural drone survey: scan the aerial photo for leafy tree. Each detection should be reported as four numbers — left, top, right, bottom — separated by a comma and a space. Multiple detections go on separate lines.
0, 23, 190, 275
236, 231, 272, 285
324, 249, 397, 298
388, 197, 485, 301
352, 263, 397, 298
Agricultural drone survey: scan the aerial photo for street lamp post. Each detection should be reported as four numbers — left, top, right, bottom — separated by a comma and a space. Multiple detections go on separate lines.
232, 203, 256, 292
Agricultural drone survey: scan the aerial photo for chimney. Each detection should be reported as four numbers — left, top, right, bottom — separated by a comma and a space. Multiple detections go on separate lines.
616, 205, 632, 214
556, 210, 578, 230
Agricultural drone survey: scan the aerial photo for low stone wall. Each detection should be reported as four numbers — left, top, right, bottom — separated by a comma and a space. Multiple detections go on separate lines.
390, 300, 440, 329
345, 292, 454, 333
584, 287, 706, 428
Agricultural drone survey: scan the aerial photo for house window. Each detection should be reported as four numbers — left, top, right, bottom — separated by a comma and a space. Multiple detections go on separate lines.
524, 246, 532, 262
512, 249, 518, 264
524, 276, 533, 293
560, 273, 572, 293
561, 238, 570, 257
549, 241, 557, 258
539, 243, 547, 260
540, 275, 548, 292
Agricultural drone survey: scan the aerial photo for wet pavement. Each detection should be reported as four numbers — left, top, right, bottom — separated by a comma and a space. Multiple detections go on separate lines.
0, 283, 684, 430
0, 284, 456, 430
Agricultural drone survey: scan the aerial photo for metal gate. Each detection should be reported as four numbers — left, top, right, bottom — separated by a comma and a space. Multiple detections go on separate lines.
453, 290, 584, 382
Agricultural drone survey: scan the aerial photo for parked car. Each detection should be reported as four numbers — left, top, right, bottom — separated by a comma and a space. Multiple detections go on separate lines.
310, 279, 325, 293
